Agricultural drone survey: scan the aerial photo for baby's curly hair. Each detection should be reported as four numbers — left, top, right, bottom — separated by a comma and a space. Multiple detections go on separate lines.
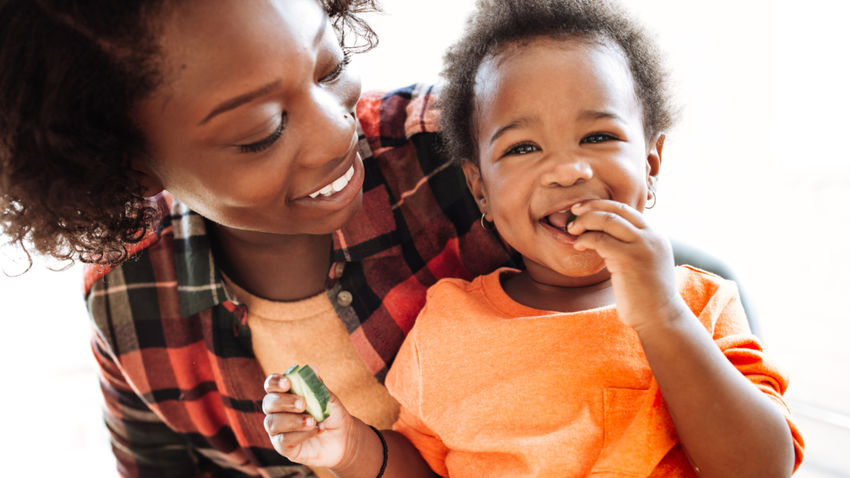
0, 0, 378, 267
440, 0, 675, 164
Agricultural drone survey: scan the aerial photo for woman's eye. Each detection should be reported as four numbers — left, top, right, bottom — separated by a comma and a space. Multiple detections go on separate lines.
505, 143, 540, 156
581, 133, 616, 144
237, 112, 287, 154
320, 51, 352, 84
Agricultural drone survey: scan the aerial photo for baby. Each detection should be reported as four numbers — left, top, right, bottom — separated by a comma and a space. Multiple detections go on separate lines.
262, 1, 804, 476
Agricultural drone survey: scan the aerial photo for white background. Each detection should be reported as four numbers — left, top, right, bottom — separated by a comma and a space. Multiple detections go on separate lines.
2, 1, 848, 476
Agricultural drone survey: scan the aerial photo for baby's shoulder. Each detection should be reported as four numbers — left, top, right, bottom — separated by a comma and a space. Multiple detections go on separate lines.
426, 272, 488, 300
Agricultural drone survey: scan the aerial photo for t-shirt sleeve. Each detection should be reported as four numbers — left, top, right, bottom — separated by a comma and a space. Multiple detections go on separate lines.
385, 306, 450, 477
691, 269, 806, 471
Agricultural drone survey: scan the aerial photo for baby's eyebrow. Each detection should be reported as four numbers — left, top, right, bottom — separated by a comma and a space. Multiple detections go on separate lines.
578, 110, 623, 122
489, 117, 535, 144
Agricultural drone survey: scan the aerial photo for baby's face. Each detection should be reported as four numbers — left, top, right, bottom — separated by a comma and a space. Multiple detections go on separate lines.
465, 37, 661, 280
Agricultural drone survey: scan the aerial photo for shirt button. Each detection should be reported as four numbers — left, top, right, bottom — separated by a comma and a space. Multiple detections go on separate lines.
336, 290, 353, 307
334, 262, 346, 278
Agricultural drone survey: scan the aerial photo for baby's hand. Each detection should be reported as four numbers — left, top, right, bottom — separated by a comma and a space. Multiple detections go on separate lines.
262, 371, 353, 468
568, 199, 686, 331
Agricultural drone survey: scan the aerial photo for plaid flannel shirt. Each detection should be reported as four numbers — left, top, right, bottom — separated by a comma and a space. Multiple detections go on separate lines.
84, 84, 514, 477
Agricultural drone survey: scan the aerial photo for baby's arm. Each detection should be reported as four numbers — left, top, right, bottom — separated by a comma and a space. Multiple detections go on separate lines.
636, 306, 795, 477
569, 200, 796, 477
262, 373, 439, 478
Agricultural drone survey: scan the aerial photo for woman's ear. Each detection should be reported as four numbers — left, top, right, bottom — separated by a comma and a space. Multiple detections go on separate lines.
131, 158, 165, 198
461, 159, 489, 216
646, 133, 665, 186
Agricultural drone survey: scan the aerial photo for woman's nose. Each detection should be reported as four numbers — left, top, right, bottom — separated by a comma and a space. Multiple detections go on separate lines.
539, 153, 594, 187
298, 87, 359, 164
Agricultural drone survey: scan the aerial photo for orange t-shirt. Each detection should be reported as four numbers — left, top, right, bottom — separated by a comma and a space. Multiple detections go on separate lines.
385, 266, 804, 477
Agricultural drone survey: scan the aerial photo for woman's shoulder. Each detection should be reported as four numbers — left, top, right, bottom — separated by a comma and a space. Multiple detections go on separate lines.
356, 83, 442, 148
84, 192, 228, 346
83, 193, 177, 294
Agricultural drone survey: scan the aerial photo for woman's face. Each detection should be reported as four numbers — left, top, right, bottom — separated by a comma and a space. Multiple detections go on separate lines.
464, 38, 661, 282
133, 0, 364, 236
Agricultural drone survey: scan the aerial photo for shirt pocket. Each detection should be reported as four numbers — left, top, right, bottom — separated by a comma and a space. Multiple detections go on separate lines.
590, 386, 678, 477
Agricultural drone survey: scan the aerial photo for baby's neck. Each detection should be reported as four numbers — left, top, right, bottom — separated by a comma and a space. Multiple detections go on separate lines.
502, 270, 615, 313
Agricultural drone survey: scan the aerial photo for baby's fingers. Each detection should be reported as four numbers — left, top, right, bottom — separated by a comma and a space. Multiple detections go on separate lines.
264, 373, 292, 394
266, 423, 319, 459
262, 389, 306, 415
263, 409, 317, 436
569, 205, 642, 243
571, 200, 646, 230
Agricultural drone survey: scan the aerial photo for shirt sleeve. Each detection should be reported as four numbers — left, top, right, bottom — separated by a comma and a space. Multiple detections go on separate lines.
693, 271, 806, 471
91, 332, 209, 478
385, 315, 450, 477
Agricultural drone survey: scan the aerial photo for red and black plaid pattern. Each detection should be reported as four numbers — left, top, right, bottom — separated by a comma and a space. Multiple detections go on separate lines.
84, 84, 514, 477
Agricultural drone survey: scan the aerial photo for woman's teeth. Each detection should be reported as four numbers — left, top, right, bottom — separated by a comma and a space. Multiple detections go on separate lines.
308, 166, 355, 199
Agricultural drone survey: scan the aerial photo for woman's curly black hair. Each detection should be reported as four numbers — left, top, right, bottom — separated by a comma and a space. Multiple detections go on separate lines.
0, 0, 378, 268
440, 0, 675, 165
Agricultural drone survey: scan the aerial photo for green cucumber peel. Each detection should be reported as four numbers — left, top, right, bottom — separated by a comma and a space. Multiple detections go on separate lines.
284, 364, 330, 423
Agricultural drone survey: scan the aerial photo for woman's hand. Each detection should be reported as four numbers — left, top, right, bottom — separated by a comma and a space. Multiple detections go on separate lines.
567, 199, 688, 331
262, 372, 356, 468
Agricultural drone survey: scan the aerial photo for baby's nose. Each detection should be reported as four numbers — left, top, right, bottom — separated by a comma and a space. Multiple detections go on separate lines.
540, 154, 594, 187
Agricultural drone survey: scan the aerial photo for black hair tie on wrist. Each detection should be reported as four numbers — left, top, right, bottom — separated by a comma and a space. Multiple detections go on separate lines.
368, 425, 388, 478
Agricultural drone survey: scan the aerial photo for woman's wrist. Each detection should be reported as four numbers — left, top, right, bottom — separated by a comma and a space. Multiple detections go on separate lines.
331, 418, 384, 478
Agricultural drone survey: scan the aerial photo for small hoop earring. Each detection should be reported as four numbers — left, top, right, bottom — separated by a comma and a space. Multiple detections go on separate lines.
480, 212, 495, 231
646, 188, 657, 209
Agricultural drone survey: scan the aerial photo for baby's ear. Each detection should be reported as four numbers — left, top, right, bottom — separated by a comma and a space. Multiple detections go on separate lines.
646, 133, 665, 181
461, 159, 488, 214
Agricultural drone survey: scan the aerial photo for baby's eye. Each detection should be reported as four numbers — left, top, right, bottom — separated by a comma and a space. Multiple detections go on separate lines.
581, 133, 617, 144
505, 142, 540, 156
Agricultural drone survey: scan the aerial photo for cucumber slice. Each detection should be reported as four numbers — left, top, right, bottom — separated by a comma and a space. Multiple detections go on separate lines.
284, 364, 330, 423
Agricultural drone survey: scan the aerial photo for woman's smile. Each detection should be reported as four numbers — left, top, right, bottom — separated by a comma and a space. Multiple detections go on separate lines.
132, 0, 364, 236
294, 148, 366, 213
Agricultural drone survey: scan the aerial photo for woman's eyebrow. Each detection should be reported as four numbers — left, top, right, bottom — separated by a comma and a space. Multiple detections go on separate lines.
198, 80, 280, 126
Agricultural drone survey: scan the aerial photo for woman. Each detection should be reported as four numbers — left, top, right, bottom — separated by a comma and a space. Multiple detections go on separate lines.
0, 1, 757, 476
1, 1, 511, 476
